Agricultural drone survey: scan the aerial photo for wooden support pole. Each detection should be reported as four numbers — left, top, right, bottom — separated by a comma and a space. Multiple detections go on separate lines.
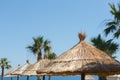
17, 76, 19, 80
27, 76, 29, 80
81, 73, 85, 80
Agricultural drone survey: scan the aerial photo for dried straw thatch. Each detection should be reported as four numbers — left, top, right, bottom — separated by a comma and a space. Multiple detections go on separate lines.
22, 59, 50, 76
37, 33, 120, 78
5, 65, 21, 77
11, 60, 31, 75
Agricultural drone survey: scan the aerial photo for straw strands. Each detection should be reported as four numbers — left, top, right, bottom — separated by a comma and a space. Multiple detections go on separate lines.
5, 65, 21, 77
22, 59, 50, 76
10, 61, 31, 75
37, 33, 120, 76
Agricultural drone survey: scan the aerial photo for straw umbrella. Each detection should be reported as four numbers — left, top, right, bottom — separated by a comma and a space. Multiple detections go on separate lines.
22, 59, 50, 80
11, 60, 31, 80
5, 65, 21, 80
37, 33, 120, 80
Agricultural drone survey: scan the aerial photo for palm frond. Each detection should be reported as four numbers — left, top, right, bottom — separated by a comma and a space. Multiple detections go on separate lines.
27, 45, 37, 54
105, 3, 120, 38
109, 3, 120, 20
114, 28, 120, 38
109, 3, 117, 15
91, 34, 105, 50
91, 35, 119, 58
0, 58, 11, 69
43, 40, 51, 53
106, 21, 118, 26
33, 36, 43, 49
104, 24, 117, 36
47, 52, 57, 60
27, 36, 52, 60
6, 65, 11, 69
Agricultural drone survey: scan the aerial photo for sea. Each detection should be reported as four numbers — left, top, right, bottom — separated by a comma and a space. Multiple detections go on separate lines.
1, 75, 98, 80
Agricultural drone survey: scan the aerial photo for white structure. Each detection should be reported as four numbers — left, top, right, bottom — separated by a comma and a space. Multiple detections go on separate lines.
107, 75, 120, 80
85, 75, 94, 80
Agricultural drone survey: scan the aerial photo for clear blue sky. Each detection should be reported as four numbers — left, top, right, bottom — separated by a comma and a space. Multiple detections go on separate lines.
0, 0, 119, 69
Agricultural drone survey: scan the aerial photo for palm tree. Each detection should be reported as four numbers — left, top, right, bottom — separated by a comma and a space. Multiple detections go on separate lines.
104, 3, 120, 38
27, 36, 51, 80
27, 36, 51, 61
47, 52, 57, 60
91, 34, 119, 80
0, 58, 11, 80
91, 34, 119, 58
43, 40, 51, 59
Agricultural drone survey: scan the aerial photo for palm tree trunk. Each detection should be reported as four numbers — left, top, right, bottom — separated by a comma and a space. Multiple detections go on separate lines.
1, 66, 4, 80
37, 51, 42, 61
37, 51, 42, 80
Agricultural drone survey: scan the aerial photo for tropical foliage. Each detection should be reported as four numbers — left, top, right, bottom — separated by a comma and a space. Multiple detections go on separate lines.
0, 58, 11, 80
91, 34, 119, 58
47, 52, 57, 60
91, 34, 119, 80
104, 3, 120, 38
27, 36, 51, 61
27, 36, 56, 80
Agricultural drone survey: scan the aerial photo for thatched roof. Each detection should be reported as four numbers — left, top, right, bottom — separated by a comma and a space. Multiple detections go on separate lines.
37, 33, 120, 76
11, 60, 31, 75
5, 65, 21, 77
22, 59, 50, 76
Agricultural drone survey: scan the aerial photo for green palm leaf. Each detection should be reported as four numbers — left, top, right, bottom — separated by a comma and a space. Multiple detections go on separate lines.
0, 58, 11, 80
104, 3, 120, 39
91, 34, 119, 58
